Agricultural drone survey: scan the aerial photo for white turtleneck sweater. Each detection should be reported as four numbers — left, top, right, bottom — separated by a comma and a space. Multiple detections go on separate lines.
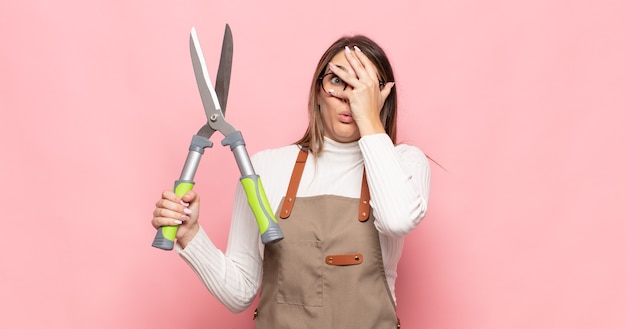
178, 133, 430, 313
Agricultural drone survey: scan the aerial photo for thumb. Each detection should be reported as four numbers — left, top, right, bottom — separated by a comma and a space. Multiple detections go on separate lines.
181, 190, 199, 205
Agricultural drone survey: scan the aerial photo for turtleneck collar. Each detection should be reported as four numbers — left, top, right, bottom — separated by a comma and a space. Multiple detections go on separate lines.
320, 137, 361, 159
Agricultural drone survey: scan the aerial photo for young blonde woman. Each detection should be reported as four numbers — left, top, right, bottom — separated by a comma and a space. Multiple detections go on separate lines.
152, 35, 430, 328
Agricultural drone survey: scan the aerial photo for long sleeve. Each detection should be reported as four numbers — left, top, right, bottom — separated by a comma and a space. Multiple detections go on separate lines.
177, 185, 263, 313
359, 133, 431, 238
176, 145, 299, 313
358, 134, 430, 302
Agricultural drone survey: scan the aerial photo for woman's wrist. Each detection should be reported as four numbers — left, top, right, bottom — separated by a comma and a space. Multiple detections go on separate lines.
356, 116, 385, 136
177, 224, 201, 249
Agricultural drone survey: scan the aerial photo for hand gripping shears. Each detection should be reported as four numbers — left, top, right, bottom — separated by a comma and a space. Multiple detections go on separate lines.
152, 24, 284, 250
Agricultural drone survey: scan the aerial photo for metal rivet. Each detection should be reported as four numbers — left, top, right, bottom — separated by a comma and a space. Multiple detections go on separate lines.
283, 210, 289, 214
363, 200, 368, 204
361, 212, 367, 217
354, 256, 360, 261
328, 257, 333, 263
288, 197, 293, 202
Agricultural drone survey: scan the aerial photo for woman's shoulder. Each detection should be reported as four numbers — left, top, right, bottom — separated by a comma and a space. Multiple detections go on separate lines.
394, 142, 429, 166
251, 143, 301, 167
395, 142, 426, 156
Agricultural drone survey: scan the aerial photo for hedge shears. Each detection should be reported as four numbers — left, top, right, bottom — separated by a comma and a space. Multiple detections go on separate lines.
152, 24, 284, 250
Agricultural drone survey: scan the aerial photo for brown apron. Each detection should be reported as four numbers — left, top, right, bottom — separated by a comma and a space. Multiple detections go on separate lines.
255, 148, 399, 329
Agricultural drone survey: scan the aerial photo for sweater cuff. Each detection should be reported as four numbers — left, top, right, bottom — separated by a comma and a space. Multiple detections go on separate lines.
177, 226, 220, 261
358, 133, 394, 149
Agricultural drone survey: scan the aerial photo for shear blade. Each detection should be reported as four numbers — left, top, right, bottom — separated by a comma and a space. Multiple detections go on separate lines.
215, 24, 233, 115
190, 27, 223, 120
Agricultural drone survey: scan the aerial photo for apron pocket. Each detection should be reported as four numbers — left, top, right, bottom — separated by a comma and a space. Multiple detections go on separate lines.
276, 240, 323, 307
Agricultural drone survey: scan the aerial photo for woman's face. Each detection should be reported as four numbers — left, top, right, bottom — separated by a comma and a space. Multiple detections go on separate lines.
318, 52, 362, 143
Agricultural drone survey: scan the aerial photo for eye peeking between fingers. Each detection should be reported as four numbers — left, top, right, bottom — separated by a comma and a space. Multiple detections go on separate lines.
320, 73, 348, 95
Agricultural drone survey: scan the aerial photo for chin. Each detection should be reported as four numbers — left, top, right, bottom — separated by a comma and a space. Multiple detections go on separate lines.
331, 132, 360, 143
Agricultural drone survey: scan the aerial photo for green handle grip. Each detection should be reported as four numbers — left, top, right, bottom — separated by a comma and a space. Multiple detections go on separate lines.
241, 174, 284, 245
151, 181, 195, 250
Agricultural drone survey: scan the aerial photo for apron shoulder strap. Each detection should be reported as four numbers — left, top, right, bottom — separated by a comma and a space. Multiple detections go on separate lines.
359, 169, 371, 222
278, 145, 371, 222
279, 146, 309, 219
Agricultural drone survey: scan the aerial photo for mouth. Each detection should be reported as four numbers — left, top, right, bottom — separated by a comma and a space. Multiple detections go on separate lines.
338, 111, 354, 124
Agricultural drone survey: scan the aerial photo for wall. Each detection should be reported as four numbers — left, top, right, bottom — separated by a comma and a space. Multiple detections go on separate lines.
1, 0, 624, 328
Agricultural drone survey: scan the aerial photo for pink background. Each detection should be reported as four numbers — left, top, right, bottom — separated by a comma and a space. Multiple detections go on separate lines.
1, 0, 625, 328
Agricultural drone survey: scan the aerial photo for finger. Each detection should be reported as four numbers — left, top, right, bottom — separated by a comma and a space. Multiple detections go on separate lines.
340, 47, 367, 85
344, 46, 364, 69
153, 206, 191, 221
159, 188, 198, 208
325, 48, 361, 91
344, 46, 380, 89
352, 46, 380, 83
152, 215, 185, 229
328, 46, 379, 98
345, 46, 367, 75
325, 63, 351, 100
161, 190, 182, 203
327, 61, 352, 86
181, 190, 198, 205
155, 196, 187, 213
